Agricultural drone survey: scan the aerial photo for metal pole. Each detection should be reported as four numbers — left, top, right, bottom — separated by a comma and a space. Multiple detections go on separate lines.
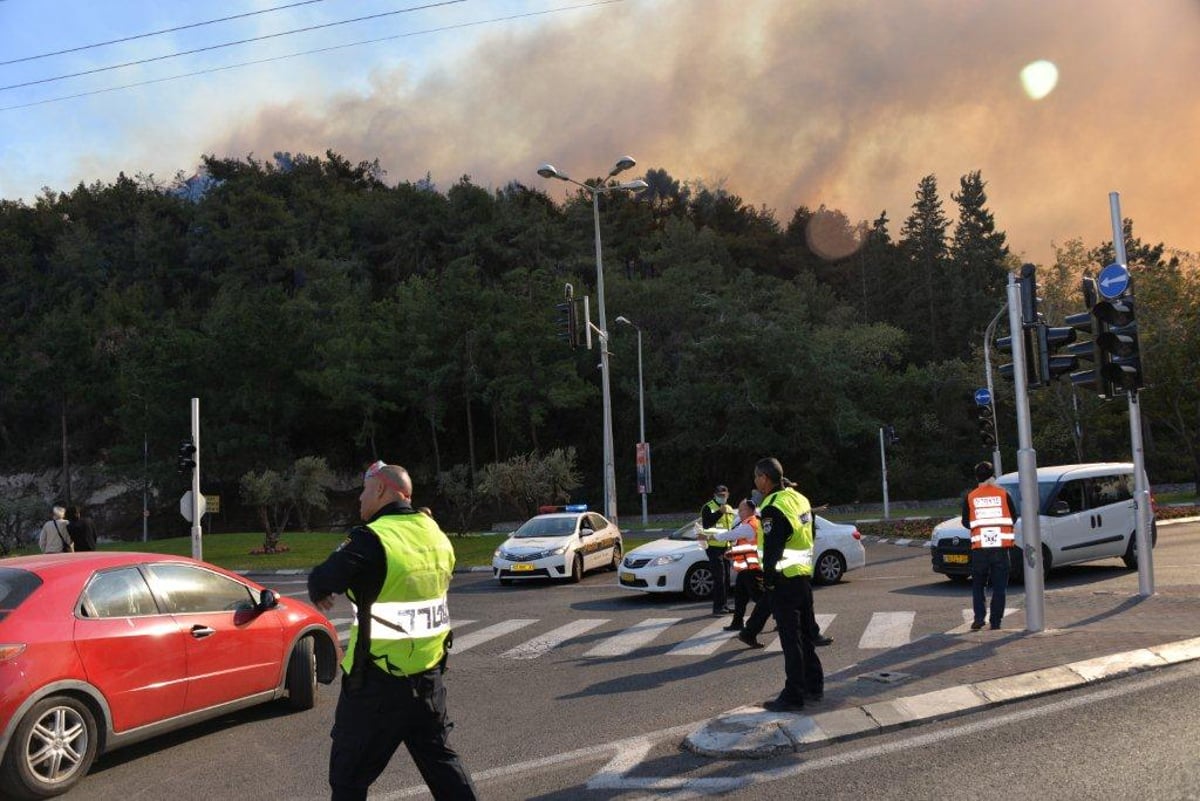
1007, 276, 1045, 632
1109, 191, 1153, 596
592, 191, 618, 524
984, 302, 1007, 475
190, 397, 202, 561
879, 427, 890, 520
635, 326, 647, 526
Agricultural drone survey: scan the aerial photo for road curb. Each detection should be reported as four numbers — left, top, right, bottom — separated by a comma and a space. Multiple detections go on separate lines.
683, 634, 1200, 759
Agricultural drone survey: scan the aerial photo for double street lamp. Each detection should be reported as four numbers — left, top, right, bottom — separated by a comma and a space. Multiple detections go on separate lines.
615, 316, 648, 525
537, 157, 647, 524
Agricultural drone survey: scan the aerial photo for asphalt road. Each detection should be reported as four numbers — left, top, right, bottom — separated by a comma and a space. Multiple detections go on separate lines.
71, 523, 1200, 800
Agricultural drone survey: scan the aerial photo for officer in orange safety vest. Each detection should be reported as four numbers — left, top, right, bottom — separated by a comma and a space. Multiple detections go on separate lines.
962, 461, 1020, 631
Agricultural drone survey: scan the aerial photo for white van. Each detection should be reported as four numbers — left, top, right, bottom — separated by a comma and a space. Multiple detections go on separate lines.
930, 462, 1156, 581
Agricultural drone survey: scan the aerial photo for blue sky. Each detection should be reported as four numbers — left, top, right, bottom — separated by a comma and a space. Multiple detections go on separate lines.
1, 0, 1198, 263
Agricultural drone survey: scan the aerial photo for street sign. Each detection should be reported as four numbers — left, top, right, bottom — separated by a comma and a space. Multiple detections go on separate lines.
974, 387, 992, 406
1098, 262, 1130, 300
204, 494, 221, 514
180, 491, 207, 523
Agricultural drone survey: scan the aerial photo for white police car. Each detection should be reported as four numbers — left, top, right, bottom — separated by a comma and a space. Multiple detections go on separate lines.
493, 507, 623, 585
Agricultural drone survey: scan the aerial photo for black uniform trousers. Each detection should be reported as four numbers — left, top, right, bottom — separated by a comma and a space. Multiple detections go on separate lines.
744, 582, 822, 641
772, 574, 824, 701
730, 568, 764, 626
330, 664, 477, 801
706, 545, 731, 612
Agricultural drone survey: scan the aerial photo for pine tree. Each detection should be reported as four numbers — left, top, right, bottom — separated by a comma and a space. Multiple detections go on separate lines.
899, 175, 949, 362
950, 171, 1009, 359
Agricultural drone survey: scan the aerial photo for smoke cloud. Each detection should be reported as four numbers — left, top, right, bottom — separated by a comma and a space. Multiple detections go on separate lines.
214, 0, 1200, 261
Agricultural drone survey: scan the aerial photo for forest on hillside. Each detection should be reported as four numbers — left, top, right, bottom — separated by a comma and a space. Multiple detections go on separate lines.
1, 151, 1196, 535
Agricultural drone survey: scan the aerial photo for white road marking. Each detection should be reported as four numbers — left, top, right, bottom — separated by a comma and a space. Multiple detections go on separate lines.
858, 611, 916, 649
450, 619, 538, 653
667, 618, 741, 656
584, 618, 681, 657
501, 619, 608, 660
765, 613, 836, 652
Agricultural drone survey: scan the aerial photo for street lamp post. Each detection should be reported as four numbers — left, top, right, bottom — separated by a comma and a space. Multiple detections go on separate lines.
983, 302, 1007, 476
538, 157, 647, 524
616, 316, 648, 525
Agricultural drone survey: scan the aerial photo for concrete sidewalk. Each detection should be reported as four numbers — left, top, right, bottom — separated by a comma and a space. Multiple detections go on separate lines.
685, 586, 1200, 758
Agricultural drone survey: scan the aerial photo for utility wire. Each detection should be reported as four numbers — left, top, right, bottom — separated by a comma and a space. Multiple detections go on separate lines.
0, 0, 623, 113
0, 0, 468, 92
1, 0, 335, 67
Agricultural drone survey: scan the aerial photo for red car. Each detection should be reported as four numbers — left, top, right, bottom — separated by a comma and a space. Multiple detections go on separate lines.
0, 552, 341, 799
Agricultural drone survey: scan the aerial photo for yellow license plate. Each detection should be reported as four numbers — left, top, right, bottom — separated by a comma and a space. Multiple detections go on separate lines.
620, 572, 636, 583
945, 554, 969, 564
511, 563, 534, 571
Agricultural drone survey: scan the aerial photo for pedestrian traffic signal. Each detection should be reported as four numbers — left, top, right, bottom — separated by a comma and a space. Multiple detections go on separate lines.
1037, 323, 1078, 384
177, 438, 197, 474
554, 301, 577, 347
975, 405, 996, 448
1095, 296, 1143, 394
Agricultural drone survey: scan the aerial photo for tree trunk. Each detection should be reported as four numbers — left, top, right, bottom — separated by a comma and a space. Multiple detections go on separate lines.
427, 401, 442, 476
61, 397, 72, 506
466, 396, 476, 482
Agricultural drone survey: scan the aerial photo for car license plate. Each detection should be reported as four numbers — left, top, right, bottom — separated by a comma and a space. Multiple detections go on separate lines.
620, 572, 636, 583
511, 563, 534, 571
945, 554, 969, 565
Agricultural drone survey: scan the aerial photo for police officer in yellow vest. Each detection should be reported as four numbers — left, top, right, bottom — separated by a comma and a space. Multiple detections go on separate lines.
700, 484, 736, 615
754, 457, 824, 712
308, 461, 477, 801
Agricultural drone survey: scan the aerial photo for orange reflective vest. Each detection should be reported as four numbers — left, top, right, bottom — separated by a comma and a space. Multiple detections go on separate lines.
967, 484, 1016, 549
726, 517, 762, 573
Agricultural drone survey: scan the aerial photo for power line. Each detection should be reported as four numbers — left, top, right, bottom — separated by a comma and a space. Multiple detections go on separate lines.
0, 0, 335, 67
0, 0, 624, 113
0, 0, 468, 92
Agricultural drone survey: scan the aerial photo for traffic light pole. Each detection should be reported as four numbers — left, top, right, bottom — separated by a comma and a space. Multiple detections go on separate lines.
1006, 274, 1046, 632
1109, 192, 1154, 596
191, 397, 202, 561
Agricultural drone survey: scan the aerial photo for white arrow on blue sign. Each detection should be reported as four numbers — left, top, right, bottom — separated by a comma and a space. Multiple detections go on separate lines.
974, 388, 992, 406
1098, 262, 1130, 300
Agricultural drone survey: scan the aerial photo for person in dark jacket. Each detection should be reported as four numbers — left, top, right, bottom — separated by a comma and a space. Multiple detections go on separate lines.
68, 506, 99, 551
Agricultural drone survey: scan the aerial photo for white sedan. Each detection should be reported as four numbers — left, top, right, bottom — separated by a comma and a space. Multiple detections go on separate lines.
493, 510, 623, 585
617, 515, 866, 599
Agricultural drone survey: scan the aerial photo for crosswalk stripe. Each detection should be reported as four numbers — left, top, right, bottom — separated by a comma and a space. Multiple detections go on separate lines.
858, 611, 915, 649
502, 619, 608, 660
764, 613, 836, 652
666, 618, 740, 656
583, 618, 681, 657
451, 619, 539, 654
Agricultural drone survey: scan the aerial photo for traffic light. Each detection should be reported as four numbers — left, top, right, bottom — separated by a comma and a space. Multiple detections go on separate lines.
177, 438, 196, 474
1037, 323, 1078, 384
1066, 277, 1107, 396
1095, 296, 1143, 394
975, 405, 996, 448
997, 327, 1040, 388
554, 301, 577, 347
1018, 262, 1041, 327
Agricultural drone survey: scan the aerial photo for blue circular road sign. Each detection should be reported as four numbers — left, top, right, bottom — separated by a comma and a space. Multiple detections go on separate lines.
1098, 263, 1130, 300
974, 388, 992, 406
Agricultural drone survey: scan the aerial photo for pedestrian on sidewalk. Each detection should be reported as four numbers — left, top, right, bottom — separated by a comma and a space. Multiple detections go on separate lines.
700, 484, 735, 616
963, 461, 1020, 631
38, 506, 72, 553
754, 457, 823, 712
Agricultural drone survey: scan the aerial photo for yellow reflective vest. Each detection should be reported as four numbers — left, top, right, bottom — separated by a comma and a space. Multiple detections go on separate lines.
760, 487, 815, 578
703, 499, 735, 549
342, 512, 456, 677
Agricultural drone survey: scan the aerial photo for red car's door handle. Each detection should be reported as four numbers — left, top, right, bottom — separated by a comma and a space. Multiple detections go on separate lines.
190, 625, 216, 639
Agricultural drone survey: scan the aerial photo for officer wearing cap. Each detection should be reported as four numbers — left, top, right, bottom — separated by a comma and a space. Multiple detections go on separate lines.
754, 457, 823, 712
308, 461, 477, 801
700, 484, 735, 615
